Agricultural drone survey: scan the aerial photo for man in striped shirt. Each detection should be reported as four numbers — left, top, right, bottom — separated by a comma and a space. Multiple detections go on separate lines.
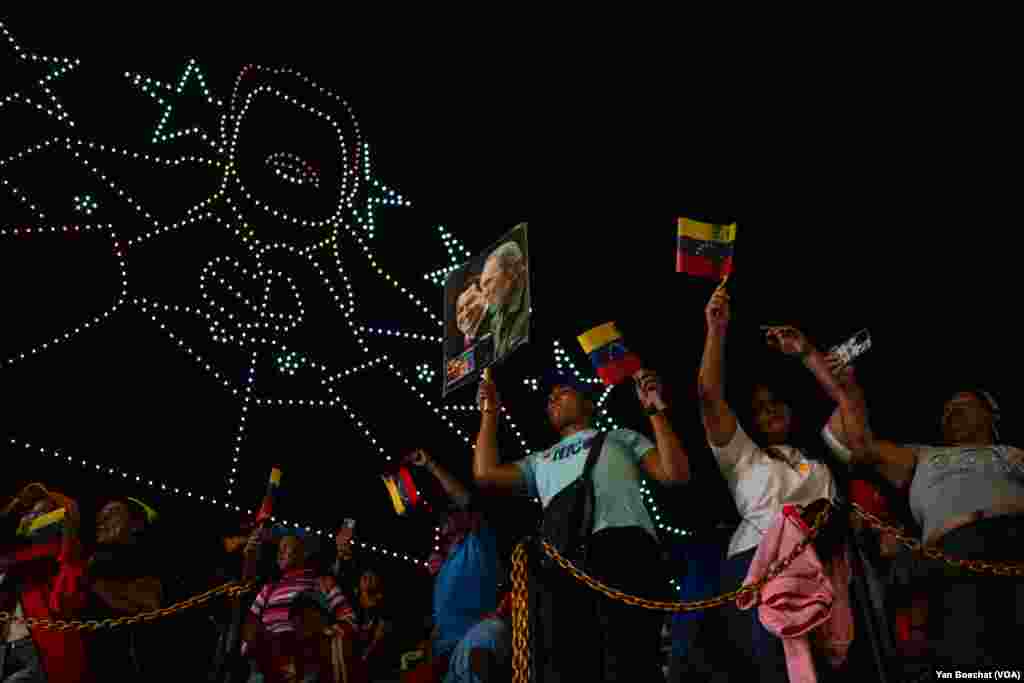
244, 532, 350, 682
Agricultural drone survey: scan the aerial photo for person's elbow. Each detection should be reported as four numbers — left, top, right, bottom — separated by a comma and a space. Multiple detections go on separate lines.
663, 459, 691, 485
472, 466, 503, 490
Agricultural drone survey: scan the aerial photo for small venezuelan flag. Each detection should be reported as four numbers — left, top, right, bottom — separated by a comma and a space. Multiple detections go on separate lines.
255, 466, 283, 524
676, 218, 737, 280
578, 322, 643, 386
17, 507, 66, 543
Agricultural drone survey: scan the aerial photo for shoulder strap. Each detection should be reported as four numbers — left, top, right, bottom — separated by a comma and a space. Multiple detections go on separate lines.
581, 431, 608, 483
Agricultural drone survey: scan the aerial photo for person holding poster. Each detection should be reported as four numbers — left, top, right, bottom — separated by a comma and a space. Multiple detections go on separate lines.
472, 365, 689, 682
443, 224, 530, 397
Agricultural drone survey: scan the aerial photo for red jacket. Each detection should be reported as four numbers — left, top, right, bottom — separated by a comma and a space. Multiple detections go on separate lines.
1, 536, 93, 683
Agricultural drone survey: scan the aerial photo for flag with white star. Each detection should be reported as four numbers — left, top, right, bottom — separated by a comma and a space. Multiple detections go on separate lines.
676, 217, 737, 280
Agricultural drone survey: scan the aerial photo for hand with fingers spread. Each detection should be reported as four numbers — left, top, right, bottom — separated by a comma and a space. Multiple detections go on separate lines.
824, 352, 858, 385
705, 285, 731, 333
634, 369, 667, 415
763, 325, 813, 358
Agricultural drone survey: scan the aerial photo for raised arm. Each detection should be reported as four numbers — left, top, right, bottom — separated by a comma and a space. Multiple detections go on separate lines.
407, 449, 471, 508
634, 370, 690, 484
698, 285, 738, 447
472, 376, 526, 492
764, 327, 871, 459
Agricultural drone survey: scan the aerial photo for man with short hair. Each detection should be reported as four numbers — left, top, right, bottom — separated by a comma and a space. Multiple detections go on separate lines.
479, 241, 529, 360
404, 447, 501, 678
474, 367, 690, 682
826, 378, 1024, 669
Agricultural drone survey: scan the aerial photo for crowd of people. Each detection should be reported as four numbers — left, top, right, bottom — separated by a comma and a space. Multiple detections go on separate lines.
3, 283, 1023, 682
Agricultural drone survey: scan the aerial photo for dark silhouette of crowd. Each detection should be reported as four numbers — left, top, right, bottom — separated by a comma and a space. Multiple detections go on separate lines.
3, 285, 1022, 682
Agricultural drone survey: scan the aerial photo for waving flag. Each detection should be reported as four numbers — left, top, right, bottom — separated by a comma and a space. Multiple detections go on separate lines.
255, 466, 282, 524
578, 322, 642, 386
677, 218, 737, 280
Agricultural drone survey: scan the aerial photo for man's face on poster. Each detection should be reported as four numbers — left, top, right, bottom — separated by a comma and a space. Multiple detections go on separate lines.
481, 253, 521, 310
456, 279, 487, 338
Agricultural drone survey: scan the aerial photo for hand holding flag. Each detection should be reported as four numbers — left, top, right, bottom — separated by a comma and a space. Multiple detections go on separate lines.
705, 285, 731, 333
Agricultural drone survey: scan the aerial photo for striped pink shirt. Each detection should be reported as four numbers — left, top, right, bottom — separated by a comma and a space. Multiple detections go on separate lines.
243, 568, 348, 654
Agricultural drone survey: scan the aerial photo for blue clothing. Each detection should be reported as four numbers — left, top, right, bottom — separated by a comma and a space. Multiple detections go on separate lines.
718, 546, 789, 682
443, 617, 511, 683
432, 523, 500, 658
516, 428, 657, 538
669, 537, 721, 630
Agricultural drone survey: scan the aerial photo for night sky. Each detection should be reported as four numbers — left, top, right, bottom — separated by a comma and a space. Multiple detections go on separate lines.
2, 12, 1017, 609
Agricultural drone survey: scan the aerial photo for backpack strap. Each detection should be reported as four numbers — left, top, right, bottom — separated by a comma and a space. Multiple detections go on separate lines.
577, 431, 608, 545
581, 431, 608, 485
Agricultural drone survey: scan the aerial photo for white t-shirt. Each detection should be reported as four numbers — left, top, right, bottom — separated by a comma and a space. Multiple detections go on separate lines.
516, 428, 658, 539
711, 423, 836, 558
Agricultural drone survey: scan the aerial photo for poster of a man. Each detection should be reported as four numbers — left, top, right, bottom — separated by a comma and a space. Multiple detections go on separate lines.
442, 223, 530, 396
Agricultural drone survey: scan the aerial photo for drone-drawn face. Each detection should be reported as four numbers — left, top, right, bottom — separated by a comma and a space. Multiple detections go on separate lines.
222, 65, 367, 246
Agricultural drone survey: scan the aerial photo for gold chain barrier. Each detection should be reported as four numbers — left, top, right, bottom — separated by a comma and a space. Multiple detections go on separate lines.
849, 503, 1024, 577
511, 502, 1024, 682
0, 580, 257, 632
511, 503, 831, 683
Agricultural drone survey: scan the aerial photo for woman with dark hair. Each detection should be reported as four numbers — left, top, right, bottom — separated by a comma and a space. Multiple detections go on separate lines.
695, 285, 869, 681
825, 375, 1024, 669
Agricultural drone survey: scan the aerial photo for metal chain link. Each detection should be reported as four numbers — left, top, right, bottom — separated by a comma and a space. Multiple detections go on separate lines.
510, 501, 1024, 681
0, 580, 257, 631
850, 503, 1024, 577
511, 542, 530, 683
510, 503, 831, 682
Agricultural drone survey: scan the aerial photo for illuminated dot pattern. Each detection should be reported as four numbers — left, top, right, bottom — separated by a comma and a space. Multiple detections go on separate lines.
73, 194, 98, 216
126, 58, 224, 150
0, 20, 79, 127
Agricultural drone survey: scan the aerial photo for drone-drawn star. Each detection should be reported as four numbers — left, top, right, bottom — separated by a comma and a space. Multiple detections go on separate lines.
126, 58, 225, 152
0, 57, 491, 565
0, 20, 79, 127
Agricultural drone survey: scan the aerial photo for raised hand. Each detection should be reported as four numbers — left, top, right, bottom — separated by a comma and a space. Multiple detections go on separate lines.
405, 449, 430, 467
705, 286, 731, 332
244, 528, 263, 557
763, 326, 812, 357
634, 369, 667, 414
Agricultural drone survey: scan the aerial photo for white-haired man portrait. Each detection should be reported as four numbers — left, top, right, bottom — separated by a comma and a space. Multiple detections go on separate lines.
479, 237, 529, 360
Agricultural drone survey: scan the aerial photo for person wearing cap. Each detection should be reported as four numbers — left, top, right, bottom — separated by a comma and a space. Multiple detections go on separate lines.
404, 446, 501, 679
474, 362, 689, 682
0, 485, 91, 683
824, 377, 1024, 669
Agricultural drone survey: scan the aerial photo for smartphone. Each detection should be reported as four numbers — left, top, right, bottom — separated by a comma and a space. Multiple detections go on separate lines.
828, 329, 872, 368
